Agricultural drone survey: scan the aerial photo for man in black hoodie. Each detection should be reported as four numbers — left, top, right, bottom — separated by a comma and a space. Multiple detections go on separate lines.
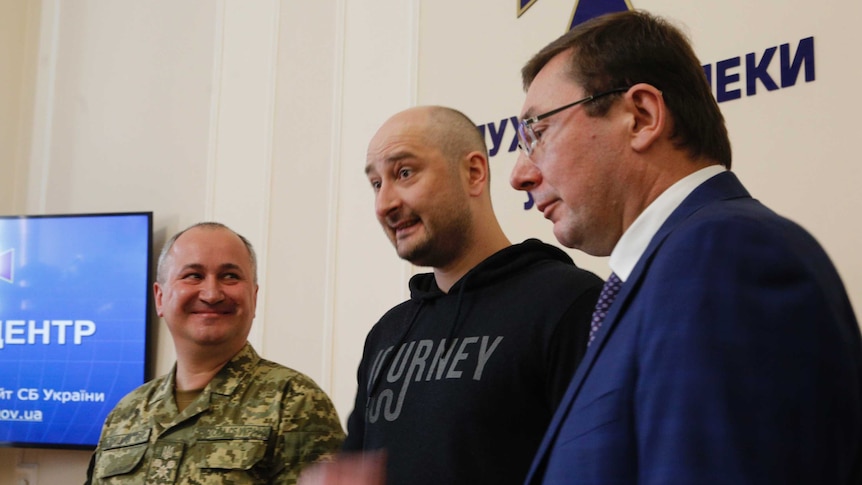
300, 106, 602, 485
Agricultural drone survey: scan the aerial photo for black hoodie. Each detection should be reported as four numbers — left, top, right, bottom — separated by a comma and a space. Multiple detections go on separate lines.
343, 239, 602, 485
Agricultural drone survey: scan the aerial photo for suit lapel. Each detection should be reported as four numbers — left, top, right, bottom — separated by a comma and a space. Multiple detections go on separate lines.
590, 171, 751, 357
524, 171, 751, 484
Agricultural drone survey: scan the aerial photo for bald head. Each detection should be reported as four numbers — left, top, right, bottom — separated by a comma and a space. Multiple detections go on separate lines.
423, 106, 488, 164
370, 106, 488, 173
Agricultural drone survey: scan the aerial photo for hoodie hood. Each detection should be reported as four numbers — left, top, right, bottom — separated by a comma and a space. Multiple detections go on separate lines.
383, 238, 577, 374
407, 238, 575, 300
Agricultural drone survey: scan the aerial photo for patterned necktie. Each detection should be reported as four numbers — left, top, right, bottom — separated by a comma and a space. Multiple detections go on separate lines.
588, 272, 622, 346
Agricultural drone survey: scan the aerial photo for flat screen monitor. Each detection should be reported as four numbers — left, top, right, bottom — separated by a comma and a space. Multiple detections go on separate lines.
0, 212, 152, 449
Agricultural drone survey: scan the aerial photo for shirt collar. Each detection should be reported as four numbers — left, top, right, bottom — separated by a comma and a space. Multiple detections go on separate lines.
609, 165, 726, 281
148, 342, 260, 406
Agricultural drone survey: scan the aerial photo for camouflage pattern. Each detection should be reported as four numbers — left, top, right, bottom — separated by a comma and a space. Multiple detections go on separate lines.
85, 343, 345, 484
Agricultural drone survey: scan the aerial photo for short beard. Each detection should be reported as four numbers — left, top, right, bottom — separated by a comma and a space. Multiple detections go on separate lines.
397, 213, 471, 269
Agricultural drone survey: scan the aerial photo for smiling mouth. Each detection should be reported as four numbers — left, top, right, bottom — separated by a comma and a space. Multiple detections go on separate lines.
391, 219, 420, 238
191, 308, 234, 317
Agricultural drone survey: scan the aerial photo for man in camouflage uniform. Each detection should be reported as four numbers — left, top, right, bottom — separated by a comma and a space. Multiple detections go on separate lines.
85, 222, 344, 484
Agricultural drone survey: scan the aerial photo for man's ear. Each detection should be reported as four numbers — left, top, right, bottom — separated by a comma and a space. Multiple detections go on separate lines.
154, 282, 164, 317
625, 83, 666, 153
464, 151, 490, 197
251, 284, 259, 319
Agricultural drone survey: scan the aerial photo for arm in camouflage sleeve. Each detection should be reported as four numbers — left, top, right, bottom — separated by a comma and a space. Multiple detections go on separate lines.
83, 451, 96, 485
273, 373, 346, 485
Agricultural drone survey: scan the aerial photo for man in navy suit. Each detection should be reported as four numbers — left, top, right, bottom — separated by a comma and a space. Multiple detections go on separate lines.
510, 10, 862, 484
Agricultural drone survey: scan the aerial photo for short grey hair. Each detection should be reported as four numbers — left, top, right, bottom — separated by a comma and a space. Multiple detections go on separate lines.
156, 222, 257, 284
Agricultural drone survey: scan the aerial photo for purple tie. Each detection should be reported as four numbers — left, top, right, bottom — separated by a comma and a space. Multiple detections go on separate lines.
588, 272, 622, 346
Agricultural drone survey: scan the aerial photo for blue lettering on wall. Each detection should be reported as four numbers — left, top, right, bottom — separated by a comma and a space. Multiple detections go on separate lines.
781, 37, 816, 87
484, 117, 519, 157
746, 47, 779, 95
715, 57, 742, 102
704, 37, 815, 102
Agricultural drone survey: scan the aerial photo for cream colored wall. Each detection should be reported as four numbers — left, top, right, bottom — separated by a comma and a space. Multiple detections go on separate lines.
1, 1, 860, 484
0, 0, 37, 215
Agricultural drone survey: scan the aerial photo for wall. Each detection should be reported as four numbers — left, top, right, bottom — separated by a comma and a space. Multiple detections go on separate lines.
0, 0, 38, 214
1, 1, 860, 483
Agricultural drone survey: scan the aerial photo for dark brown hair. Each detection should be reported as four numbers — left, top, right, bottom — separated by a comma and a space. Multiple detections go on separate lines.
522, 10, 732, 168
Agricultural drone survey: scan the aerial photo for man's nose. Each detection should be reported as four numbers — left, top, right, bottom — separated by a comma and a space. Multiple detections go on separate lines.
374, 183, 400, 220
510, 152, 542, 191
199, 277, 225, 304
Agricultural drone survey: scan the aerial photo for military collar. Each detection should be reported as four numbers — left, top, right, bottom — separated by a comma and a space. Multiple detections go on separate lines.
147, 342, 261, 406
205, 343, 261, 397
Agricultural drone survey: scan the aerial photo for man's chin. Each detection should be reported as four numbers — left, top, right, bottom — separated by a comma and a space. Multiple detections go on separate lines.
190, 328, 231, 342
553, 224, 580, 250
189, 333, 245, 350
397, 244, 432, 267
396, 246, 419, 263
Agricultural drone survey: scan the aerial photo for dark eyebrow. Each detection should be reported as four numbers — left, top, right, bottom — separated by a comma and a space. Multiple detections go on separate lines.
365, 151, 415, 175
520, 104, 536, 121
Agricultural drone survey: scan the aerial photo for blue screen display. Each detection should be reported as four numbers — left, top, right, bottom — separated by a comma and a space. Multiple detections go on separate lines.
0, 212, 151, 449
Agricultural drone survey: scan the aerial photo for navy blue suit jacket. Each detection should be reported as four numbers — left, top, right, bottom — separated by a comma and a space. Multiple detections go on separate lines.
526, 171, 862, 484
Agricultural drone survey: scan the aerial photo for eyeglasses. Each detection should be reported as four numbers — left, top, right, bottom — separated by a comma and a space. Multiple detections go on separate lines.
516, 87, 630, 156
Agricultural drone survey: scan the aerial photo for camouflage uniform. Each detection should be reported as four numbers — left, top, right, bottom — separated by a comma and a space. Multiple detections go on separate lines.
85, 343, 344, 484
